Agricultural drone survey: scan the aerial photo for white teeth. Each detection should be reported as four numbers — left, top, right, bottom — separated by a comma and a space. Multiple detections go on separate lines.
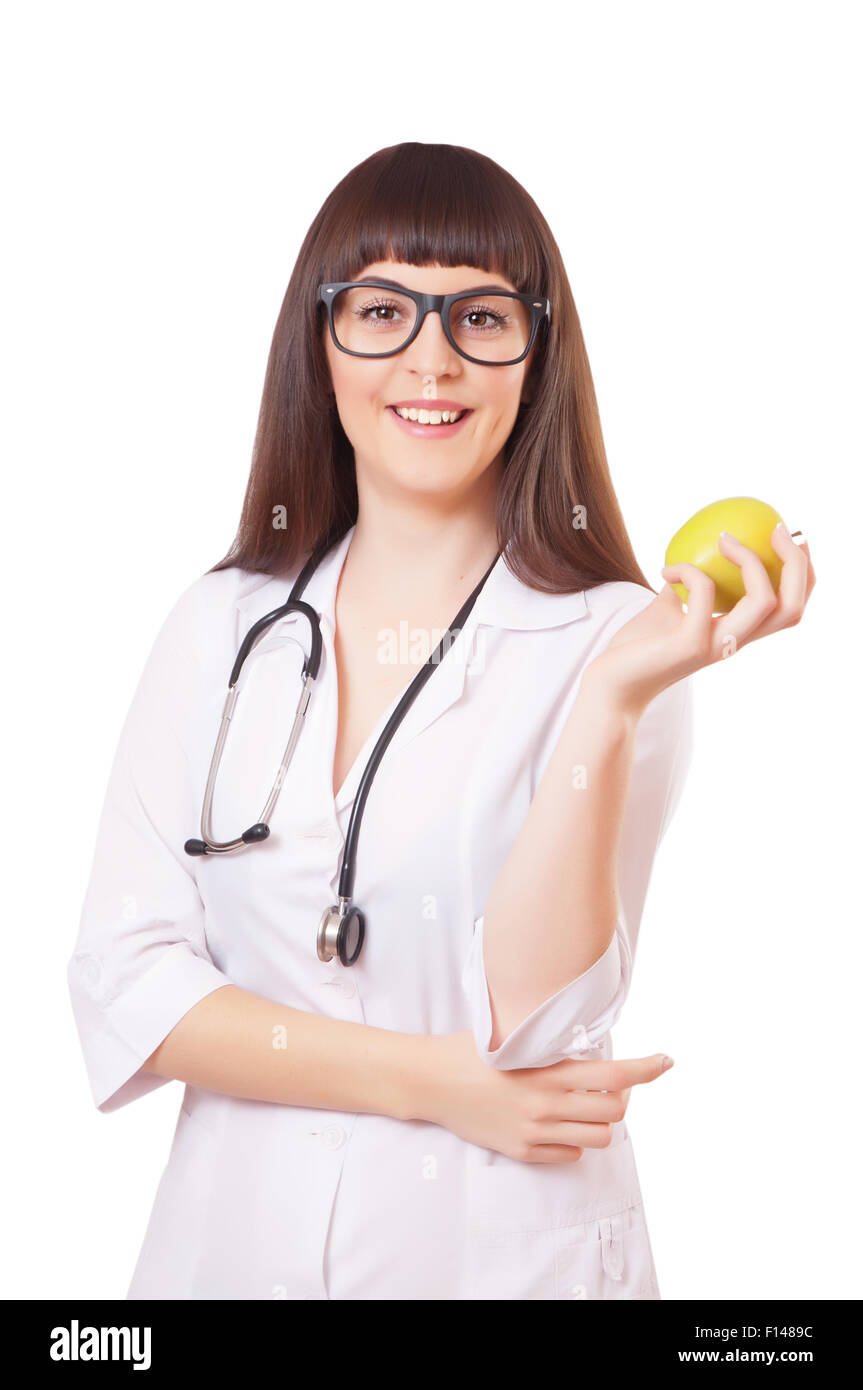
393, 406, 465, 425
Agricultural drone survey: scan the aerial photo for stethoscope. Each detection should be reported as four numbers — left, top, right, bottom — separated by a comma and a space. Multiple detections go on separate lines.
185, 532, 500, 967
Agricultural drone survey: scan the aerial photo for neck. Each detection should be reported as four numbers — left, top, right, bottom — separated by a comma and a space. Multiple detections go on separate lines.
341, 483, 502, 610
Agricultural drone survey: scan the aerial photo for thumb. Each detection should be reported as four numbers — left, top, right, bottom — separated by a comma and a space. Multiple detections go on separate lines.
657, 580, 684, 605
600, 1053, 676, 1089
622, 1056, 673, 1107
631, 1053, 675, 1081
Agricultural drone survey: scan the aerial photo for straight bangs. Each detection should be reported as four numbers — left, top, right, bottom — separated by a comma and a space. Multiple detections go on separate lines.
209, 142, 652, 600
316, 144, 547, 299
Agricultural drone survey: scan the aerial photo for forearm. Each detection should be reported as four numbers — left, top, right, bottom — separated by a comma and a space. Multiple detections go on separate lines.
142, 984, 431, 1122
481, 673, 640, 1048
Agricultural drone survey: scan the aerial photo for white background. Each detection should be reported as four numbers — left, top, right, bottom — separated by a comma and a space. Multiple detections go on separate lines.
2, 0, 859, 1301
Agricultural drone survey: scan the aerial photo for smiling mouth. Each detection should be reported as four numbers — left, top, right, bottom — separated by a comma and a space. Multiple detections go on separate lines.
388, 405, 472, 426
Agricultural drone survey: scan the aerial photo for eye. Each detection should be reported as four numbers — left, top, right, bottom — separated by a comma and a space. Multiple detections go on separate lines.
353, 297, 404, 325
456, 302, 511, 333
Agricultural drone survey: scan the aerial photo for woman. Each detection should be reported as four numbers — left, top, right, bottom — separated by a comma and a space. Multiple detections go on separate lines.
67, 142, 815, 1301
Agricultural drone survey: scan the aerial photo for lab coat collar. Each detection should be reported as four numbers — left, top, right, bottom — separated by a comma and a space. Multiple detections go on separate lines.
231, 526, 590, 813
232, 523, 590, 634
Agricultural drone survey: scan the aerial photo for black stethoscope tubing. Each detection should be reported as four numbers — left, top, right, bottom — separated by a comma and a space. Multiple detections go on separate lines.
185, 532, 500, 965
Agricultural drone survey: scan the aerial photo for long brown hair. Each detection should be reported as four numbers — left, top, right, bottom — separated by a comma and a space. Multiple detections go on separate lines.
209, 141, 653, 595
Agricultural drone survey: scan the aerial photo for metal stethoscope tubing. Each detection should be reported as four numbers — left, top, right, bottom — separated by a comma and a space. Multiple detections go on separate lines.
184, 530, 328, 857
183, 595, 323, 855
184, 536, 499, 966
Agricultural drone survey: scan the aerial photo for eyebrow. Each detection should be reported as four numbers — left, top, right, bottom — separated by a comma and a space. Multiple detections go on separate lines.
354, 275, 515, 295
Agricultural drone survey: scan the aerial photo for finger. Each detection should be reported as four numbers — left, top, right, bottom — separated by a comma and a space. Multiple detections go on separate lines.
535, 1121, 617, 1148
655, 580, 685, 608
787, 533, 817, 592
651, 582, 691, 626
769, 523, 811, 621
798, 539, 816, 591
560, 1053, 673, 1090
523, 1145, 584, 1164
659, 562, 716, 638
541, 1088, 628, 1123
713, 532, 779, 646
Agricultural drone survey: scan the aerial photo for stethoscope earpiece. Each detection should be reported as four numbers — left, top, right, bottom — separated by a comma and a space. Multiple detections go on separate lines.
183, 822, 270, 857
242, 823, 271, 844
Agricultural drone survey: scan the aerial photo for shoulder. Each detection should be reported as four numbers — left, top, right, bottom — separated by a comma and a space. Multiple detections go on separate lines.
166, 564, 293, 623
583, 579, 657, 625
581, 580, 661, 660
147, 564, 298, 681
484, 556, 657, 635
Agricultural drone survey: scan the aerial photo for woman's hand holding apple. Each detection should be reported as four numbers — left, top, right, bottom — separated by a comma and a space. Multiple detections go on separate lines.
581, 523, 816, 721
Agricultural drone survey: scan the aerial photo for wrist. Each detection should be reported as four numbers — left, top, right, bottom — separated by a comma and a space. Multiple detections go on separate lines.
390, 1031, 444, 1123
577, 661, 650, 729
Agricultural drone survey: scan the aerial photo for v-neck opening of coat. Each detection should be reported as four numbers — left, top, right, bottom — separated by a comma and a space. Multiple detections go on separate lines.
325, 536, 496, 816
331, 655, 418, 814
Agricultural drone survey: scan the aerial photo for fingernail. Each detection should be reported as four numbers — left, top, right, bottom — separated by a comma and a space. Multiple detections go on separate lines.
719, 531, 737, 542
660, 1055, 675, 1072
775, 521, 789, 535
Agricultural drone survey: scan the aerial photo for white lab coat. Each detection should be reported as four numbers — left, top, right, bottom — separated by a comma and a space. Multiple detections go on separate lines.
67, 524, 694, 1300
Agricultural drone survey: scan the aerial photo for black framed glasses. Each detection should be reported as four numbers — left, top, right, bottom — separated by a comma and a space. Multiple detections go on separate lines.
318, 280, 552, 367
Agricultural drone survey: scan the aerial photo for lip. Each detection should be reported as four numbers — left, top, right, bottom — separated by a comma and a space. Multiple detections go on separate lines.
386, 405, 473, 439
389, 399, 468, 411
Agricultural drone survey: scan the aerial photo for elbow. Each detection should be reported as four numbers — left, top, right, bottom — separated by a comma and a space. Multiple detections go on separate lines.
67, 937, 232, 1112
462, 915, 630, 1071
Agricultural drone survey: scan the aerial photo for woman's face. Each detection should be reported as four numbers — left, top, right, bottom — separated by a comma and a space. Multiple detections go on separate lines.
322, 260, 537, 505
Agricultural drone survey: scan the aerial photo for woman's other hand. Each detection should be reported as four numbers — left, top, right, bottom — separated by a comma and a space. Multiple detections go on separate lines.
418, 1032, 673, 1163
582, 527, 816, 720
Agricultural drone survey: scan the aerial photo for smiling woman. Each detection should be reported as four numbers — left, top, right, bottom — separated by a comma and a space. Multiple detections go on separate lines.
68, 141, 716, 1302
315, 256, 558, 534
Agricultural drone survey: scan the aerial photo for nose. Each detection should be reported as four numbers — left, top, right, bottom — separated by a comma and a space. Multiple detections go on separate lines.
400, 307, 462, 376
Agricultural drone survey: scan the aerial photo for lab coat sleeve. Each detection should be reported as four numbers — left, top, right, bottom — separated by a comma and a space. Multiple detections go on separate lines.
461, 668, 695, 1070
67, 579, 235, 1113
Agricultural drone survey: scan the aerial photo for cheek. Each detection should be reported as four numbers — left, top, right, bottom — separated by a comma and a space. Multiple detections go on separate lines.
486, 389, 523, 428
329, 360, 389, 412
327, 370, 364, 418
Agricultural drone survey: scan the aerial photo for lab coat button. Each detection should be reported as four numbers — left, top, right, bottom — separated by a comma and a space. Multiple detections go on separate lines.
562, 1024, 597, 1058
319, 1125, 346, 1150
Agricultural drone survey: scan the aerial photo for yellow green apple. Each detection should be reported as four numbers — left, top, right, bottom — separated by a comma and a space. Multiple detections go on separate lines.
665, 497, 786, 614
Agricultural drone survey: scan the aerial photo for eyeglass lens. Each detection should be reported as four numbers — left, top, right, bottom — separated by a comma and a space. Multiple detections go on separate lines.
330, 285, 532, 363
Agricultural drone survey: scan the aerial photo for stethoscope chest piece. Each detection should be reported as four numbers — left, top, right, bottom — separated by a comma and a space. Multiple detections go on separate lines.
187, 531, 499, 962
317, 899, 365, 966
